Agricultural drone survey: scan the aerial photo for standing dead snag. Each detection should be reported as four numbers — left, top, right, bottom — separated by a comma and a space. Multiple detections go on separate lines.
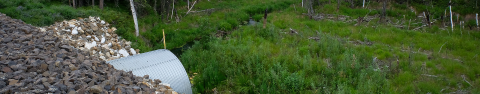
426, 12, 431, 27
129, 0, 139, 37
186, 0, 197, 15
363, 0, 365, 8
100, 0, 104, 10
263, 9, 267, 28
171, 0, 175, 20
476, 13, 479, 28
337, 0, 340, 20
450, 0, 454, 31
154, 0, 157, 14
73, 0, 76, 8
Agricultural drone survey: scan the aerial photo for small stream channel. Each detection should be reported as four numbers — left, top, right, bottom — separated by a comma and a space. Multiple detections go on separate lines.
170, 18, 257, 58
171, 41, 195, 58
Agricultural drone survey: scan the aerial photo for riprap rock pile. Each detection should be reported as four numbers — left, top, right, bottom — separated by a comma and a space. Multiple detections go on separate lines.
38, 16, 138, 61
0, 13, 177, 94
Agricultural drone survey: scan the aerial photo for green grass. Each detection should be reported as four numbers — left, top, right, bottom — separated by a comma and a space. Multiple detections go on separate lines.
179, 0, 480, 93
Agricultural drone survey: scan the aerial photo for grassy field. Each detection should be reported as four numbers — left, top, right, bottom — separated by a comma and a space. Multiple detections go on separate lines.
1, 0, 479, 93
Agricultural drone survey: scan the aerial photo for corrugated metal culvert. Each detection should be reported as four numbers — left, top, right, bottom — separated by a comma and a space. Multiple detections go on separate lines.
107, 49, 192, 94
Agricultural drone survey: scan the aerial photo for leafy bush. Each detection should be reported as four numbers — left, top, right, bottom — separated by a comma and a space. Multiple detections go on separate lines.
219, 21, 233, 31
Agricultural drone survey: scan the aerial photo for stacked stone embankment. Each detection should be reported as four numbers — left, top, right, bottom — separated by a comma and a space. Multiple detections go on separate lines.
0, 13, 177, 93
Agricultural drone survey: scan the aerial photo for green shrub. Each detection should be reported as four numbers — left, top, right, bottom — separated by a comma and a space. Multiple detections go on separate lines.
219, 21, 233, 31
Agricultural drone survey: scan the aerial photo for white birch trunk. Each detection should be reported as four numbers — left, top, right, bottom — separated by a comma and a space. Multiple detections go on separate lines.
129, 0, 139, 37
187, 0, 190, 9
302, 0, 304, 8
476, 13, 478, 27
363, 0, 365, 8
450, 4, 453, 31
171, 0, 175, 19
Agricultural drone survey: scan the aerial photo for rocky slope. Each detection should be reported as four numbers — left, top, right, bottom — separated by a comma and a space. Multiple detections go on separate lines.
0, 13, 177, 93
38, 16, 139, 61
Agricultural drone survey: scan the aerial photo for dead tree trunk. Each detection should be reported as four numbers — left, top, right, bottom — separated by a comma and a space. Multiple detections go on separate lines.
306, 0, 314, 16
363, 0, 365, 8
154, 0, 157, 14
92, 0, 94, 6
100, 0, 104, 10
129, 0, 140, 37
350, 0, 354, 8
171, 0, 175, 20
337, 0, 340, 12
161, 0, 164, 20
476, 13, 479, 28
337, 0, 340, 20
381, 0, 386, 23
79, 0, 83, 7
426, 12, 431, 27
450, 1, 454, 31
73, 0, 76, 8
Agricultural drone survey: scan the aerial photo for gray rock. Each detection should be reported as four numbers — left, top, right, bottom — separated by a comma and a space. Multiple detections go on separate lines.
2, 37, 12, 43
89, 85, 104, 93
2, 67, 12, 73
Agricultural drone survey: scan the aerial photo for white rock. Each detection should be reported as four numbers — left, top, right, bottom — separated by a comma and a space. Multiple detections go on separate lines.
62, 29, 71, 32
69, 25, 76, 28
119, 49, 129, 57
130, 48, 136, 55
159, 83, 171, 87
118, 49, 130, 57
89, 16, 96, 22
101, 35, 105, 43
92, 50, 97, 55
94, 36, 99, 41
72, 27, 78, 35
106, 33, 111, 37
112, 27, 117, 32
86, 35, 92, 39
101, 20, 105, 24
38, 27, 46, 32
100, 56, 106, 61
85, 41, 97, 50
101, 44, 110, 49
109, 50, 114, 55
